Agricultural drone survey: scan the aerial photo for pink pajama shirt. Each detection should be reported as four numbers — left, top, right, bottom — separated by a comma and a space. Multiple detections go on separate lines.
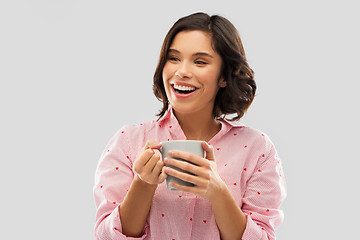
94, 109, 286, 239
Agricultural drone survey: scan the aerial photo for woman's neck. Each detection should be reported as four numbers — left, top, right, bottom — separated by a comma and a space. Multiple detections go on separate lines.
173, 109, 221, 142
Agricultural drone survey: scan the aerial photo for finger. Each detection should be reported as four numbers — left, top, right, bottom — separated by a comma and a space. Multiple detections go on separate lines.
136, 148, 156, 167
164, 157, 207, 178
143, 154, 161, 173
152, 158, 165, 174
168, 150, 206, 166
144, 140, 162, 151
202, 141, 215, 161
133, 149, 153, 174
138, 140, 162, 167
157, 166, 168, 183
164, 166, 208, 186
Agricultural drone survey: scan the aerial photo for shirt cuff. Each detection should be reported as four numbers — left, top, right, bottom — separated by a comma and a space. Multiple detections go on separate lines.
241, 215, 265, 240
96, 204, 149, 240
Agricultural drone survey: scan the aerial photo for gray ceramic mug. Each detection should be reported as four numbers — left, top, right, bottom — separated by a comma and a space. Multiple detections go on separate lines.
160, 140, 204, 190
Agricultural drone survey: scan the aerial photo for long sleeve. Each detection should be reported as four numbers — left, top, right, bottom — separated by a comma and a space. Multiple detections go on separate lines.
241, 139, 286, 240
93, 112, 286, 239
93, 127, 149, 239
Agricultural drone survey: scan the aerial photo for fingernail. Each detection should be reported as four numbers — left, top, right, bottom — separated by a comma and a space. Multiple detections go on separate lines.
164, 157, 168, 163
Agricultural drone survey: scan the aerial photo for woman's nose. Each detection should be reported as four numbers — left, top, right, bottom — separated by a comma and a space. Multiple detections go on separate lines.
175, 62, 192, 79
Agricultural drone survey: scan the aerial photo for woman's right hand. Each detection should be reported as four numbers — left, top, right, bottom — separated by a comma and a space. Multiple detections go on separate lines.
133, 140, 167, 185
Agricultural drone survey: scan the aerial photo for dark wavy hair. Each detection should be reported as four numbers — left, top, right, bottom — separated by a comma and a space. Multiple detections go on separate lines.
153, 12, 256, 121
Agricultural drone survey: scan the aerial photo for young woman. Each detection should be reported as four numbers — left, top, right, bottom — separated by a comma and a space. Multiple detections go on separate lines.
94, 12, 286, 240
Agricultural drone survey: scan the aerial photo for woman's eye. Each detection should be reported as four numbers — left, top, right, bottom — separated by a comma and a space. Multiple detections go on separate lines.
195, 60, 207, 65
168, 56, 180, 62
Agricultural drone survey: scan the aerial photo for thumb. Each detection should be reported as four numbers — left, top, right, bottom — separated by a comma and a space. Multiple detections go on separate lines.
158, 166, 168, 183
202, 141, 215, 161
144, 140, 162, 151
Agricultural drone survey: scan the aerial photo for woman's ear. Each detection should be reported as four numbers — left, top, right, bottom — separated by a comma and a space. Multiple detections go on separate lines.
219, 78, 227, 88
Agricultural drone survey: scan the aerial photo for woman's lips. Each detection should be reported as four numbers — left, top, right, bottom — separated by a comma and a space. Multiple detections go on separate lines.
172, 83, 196, 92
170, 83, 198, 98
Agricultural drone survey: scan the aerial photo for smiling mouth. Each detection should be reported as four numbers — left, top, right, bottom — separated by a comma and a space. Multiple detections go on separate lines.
171, 84, 197, 94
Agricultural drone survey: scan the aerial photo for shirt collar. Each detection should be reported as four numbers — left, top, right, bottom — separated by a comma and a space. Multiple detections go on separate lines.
208, 117, 244, 144
218, 116, 245, 128
158, 108, 244, 126
157, 108, 244, 142
157, 107, 186, 140
157, 107, 172, 124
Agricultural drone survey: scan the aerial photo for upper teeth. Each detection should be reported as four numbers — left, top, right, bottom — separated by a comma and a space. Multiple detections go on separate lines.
173, 84, 196, 91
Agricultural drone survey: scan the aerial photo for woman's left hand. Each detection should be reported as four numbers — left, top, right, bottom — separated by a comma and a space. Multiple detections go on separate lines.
163, 141, 226, 201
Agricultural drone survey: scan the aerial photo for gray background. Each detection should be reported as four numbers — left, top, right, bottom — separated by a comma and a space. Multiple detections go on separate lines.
1, 0, 359, 239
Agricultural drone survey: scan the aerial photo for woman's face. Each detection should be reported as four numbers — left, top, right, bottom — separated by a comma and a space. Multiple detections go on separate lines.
162, 30, 226, 117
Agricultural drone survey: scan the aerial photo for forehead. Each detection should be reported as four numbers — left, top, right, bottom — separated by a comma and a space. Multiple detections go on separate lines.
169, 30, 216, 55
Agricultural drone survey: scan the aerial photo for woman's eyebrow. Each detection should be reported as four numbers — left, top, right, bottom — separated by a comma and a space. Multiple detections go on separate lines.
168, 49, 180, 54
193, 52, 214, 58
168, 48, 214, 58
